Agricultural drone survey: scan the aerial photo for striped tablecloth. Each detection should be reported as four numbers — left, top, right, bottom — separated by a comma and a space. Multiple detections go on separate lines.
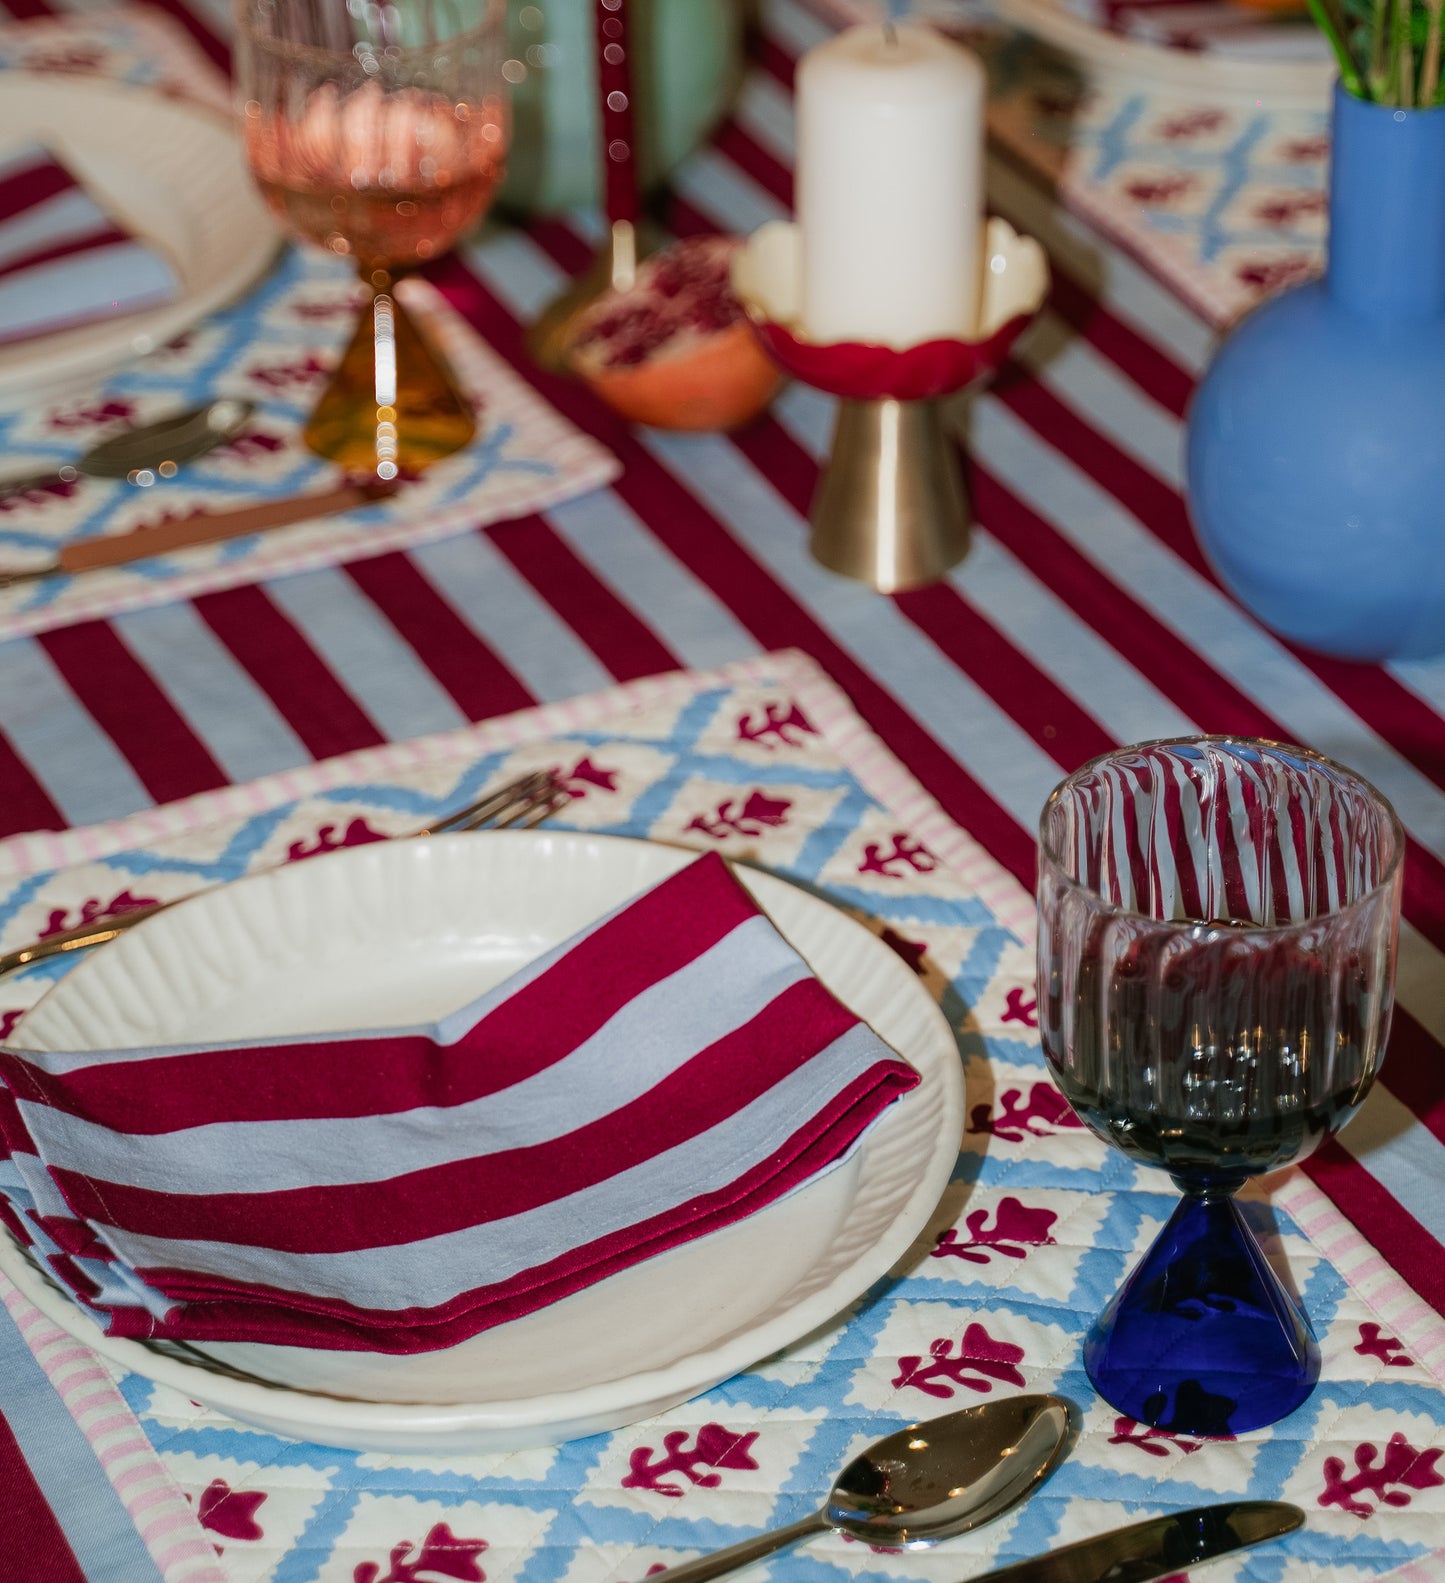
3, 649, 1445, 1583
1, 0, 1444, 1421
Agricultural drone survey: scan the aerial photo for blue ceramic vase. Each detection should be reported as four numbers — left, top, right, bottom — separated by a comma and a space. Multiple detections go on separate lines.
1186, 84, 1445, 661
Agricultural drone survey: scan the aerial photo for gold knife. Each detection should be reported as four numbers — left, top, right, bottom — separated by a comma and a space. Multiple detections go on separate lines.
962, 1500, 1304, 1583
0, 479, 396, 588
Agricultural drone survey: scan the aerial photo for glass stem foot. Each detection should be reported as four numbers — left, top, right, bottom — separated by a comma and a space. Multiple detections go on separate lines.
304, 279, 476, 476
1083, 1190, 1319, 1435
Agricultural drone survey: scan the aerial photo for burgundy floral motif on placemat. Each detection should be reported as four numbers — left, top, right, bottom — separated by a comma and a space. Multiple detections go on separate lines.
286, 820, 389, 862
1001, 988, 1038, 1027
354, 1523, 487, 1583
1355, 1324, 1415, 1368
687, 792, 792, 841
736, 701, 817, 750
932, 1199, 1058, 1264
37, 889, 157, 938
859, 835, 936, 879
1108, 1418, 1219, 1458
969, 1083, 1084, 1142
1319, 1436, 1445, 1518
893, 1322, 1027, 1398
621, 1424, 761, 1498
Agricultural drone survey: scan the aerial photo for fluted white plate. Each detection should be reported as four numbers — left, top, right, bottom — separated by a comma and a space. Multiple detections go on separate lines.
0, 831, 963, 1453
0, 73, 279, 407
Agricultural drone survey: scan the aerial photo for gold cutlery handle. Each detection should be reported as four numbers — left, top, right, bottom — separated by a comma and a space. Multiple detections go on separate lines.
0, 902, 168, 976
0, 771, 557, 983
0, 481, 396, 589
59, 481, 392, 573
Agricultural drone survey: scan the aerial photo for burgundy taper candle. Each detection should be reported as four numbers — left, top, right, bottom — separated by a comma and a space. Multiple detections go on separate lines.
594, 0, 640, 225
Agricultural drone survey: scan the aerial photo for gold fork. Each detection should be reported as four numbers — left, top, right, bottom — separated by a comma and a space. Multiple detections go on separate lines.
0, 769, 565, 980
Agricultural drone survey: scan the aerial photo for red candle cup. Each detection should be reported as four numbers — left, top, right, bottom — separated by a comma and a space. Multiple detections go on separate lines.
731, 219, 1049, 590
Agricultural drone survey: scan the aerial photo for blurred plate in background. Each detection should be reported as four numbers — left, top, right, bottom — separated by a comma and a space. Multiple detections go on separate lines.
0, 73, 280, 408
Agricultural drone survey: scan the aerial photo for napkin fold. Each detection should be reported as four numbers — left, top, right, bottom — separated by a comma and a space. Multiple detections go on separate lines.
0, 140, 179, 347
0, 853, 920, 1353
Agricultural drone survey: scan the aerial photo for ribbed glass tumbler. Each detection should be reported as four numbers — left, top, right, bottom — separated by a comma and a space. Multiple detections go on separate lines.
1037, 738, 1403, 1435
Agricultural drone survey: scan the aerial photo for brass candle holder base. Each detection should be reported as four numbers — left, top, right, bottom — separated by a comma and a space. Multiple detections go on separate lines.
810, 397, 968, 594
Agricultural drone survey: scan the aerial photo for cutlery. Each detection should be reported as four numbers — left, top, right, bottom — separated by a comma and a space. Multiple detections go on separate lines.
0, 770, 565, 980
0, 398, 255, 498
964, 1499, 1304, 1583
646, 1395, 1072, 1583
0, 479, 394, 588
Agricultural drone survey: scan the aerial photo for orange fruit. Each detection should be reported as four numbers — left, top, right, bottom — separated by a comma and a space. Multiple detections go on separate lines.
564, 235, 782, 432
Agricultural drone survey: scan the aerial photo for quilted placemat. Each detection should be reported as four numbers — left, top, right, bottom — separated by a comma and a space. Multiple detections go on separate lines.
0, 7, 230, 112
992, 58, 1328, 327
0, 648, 1443, 1583
0, 243, 618, 642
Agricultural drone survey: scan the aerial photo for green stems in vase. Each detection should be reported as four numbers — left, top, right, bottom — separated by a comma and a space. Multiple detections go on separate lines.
1310, 0, 1445, 104
1423, 0, 1444, 102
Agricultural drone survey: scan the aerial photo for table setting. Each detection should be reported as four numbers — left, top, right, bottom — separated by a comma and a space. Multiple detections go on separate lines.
4, 0, 1445, 1581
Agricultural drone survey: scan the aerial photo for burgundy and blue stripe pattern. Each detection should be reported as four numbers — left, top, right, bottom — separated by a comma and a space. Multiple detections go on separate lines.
0, 141, 176, 347
3, 2, 1445, 1575
0, 1295, 165, 1582
0, 853, 917, 1352
0, 0, 1442, 1330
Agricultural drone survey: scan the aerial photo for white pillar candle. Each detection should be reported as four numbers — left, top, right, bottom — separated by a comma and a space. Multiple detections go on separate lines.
796, 23, 984, 348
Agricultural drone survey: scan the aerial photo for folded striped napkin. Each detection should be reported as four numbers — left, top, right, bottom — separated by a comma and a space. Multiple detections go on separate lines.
0, 853, 919, 1353
0, 140, 179, 347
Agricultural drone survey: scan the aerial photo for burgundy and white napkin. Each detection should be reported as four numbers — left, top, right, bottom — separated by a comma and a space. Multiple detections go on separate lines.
0, 853, 919, 1354
0, 140, 179, 347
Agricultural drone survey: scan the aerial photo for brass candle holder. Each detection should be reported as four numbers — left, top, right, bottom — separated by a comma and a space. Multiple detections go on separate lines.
733, 220, 1049, 593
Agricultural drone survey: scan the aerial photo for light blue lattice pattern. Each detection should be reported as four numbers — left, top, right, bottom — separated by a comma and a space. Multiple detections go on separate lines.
1069, 88, 1329, 312
0, 656, 1441, 1583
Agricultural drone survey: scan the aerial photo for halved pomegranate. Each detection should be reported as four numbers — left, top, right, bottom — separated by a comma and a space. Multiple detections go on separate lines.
564, 235, 783, 432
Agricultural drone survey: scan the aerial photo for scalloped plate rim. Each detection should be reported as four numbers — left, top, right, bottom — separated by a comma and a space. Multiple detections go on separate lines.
0, 831, 964, 1452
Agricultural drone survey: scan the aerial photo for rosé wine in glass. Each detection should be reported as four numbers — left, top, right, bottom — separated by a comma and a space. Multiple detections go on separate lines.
235, 0, 508, 474
244, 80, 506, 272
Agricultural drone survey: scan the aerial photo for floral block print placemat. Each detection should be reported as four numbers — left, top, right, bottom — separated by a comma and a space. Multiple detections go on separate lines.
0, 10, 616, 643
0, 648, 1443, 1583
0, 246, 618, 642
0, 6, 230, 112
988, 45, 1329, 328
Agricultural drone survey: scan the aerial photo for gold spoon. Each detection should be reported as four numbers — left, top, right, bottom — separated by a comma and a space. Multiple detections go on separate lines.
647, 1396, 1072, 1583
0, 398, 255, 499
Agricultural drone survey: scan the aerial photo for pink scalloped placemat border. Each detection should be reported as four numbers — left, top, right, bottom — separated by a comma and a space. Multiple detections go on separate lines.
1, 1272, 225, 1583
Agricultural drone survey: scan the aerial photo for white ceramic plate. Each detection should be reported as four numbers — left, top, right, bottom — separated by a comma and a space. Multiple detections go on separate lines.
996, 0, 1334, 107
1, 831, 963, 1453
0, 73, 280, 408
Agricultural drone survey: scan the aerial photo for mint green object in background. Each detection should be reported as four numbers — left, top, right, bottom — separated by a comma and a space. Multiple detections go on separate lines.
498, 0, 744, 214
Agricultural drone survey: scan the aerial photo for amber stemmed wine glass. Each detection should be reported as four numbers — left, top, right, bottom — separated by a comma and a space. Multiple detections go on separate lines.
1037, 737, 1403, 1435
235, 0, 508, 476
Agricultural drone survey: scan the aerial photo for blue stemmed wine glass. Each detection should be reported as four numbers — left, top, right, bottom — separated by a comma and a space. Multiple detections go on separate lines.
1037, 738, 1403, 1435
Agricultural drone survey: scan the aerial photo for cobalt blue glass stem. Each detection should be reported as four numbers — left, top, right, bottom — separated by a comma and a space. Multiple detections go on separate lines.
1083, 1188, 1319, 1436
